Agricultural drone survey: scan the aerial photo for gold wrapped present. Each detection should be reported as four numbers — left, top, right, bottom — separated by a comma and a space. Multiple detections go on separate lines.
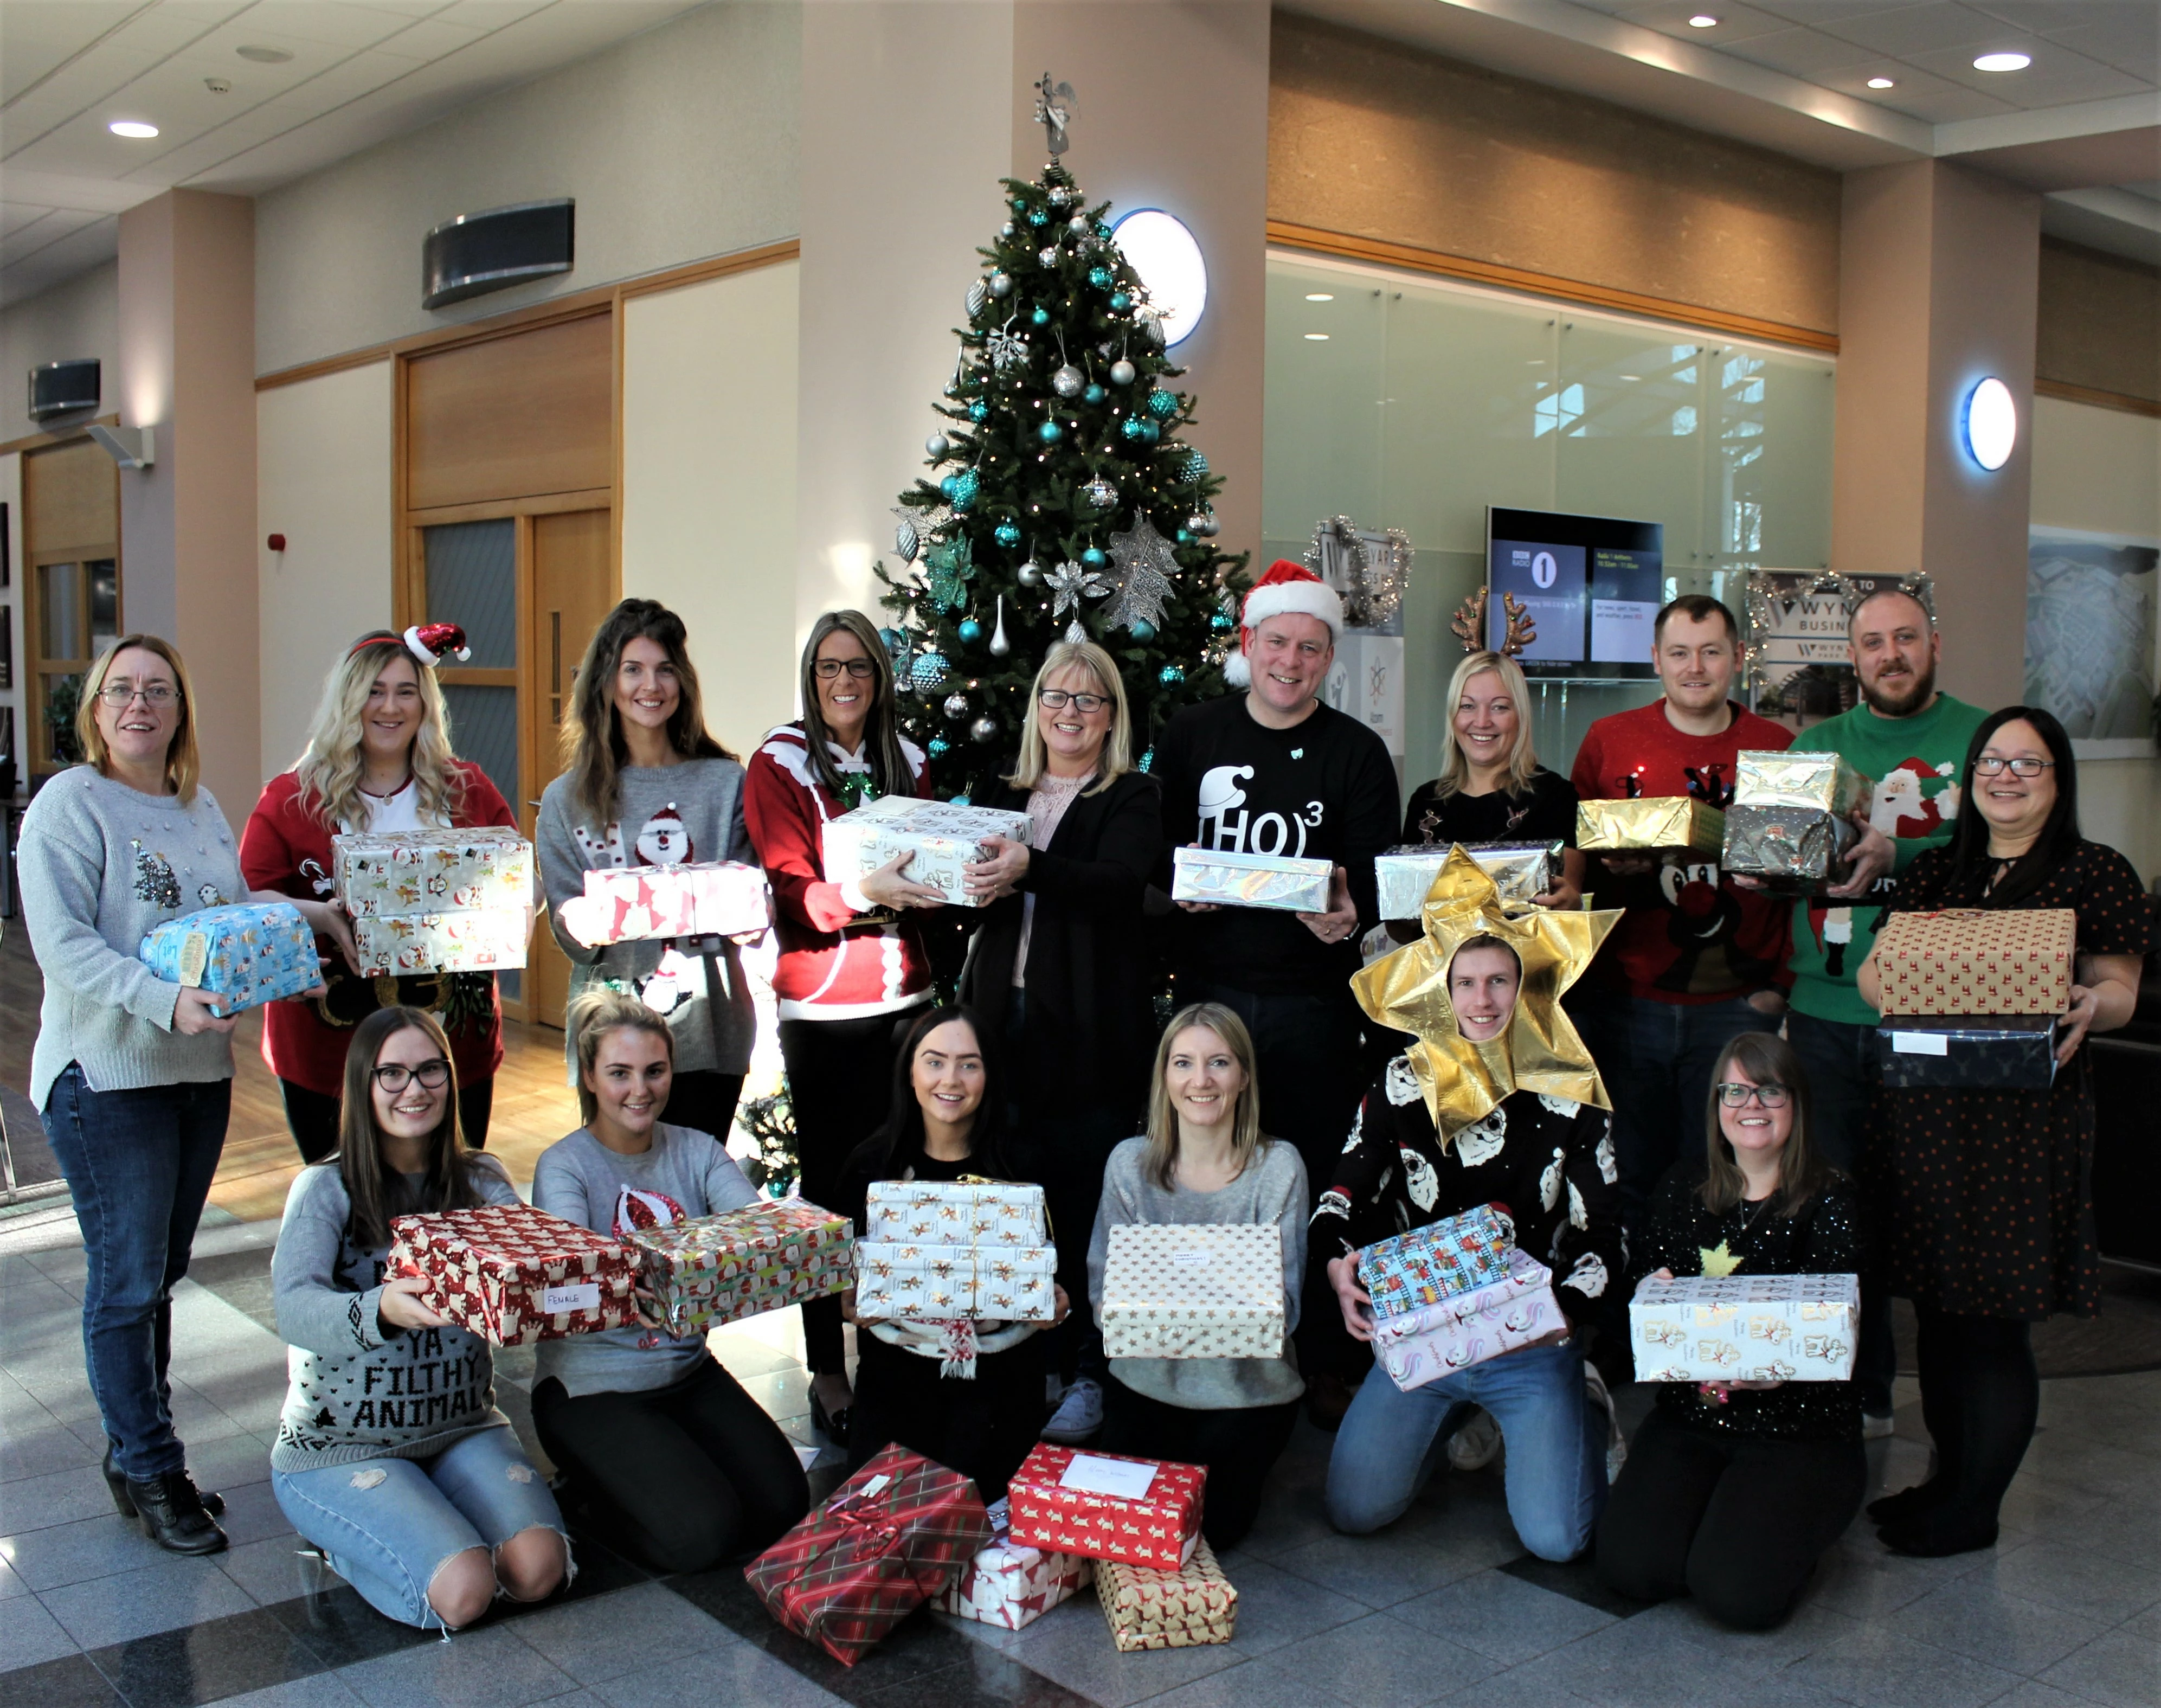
1577, 797, 1725, 855
1097, 1538, 1238, 1651
1735, 750, 1873, 818
1169, 847, 1332, 913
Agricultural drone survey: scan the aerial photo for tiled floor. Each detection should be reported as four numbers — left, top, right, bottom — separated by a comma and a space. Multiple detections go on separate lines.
3, 1214, 2158, 1708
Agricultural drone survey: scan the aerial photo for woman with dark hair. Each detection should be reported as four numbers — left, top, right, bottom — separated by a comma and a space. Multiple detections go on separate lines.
744, 609, 944, 1442
271, 1008, 569, 1629
538, 599, 760, 1144
1856, 707, 2150, 1557
1596, 1031, 1866, 1628
835, 1005, 1064, 1500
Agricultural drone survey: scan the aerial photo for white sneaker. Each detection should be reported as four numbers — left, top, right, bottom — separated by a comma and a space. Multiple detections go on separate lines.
1585, 1364, 1627, 1484
1042, 1377, 1104, 1443
1446, 1407, 1503, 1472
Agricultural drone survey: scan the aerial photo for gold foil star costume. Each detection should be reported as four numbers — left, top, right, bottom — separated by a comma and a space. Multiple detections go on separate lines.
1350, 845, 1620, 1144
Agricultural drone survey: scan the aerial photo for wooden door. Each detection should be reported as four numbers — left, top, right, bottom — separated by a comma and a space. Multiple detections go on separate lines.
21, 440, 120, 776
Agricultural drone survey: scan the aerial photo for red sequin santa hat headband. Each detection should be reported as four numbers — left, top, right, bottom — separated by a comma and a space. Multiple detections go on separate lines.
1223, 559, 1343, 688
348, 624, 472, 667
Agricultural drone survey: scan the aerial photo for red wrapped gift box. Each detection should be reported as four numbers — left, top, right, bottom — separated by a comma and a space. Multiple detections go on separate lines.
1006, 1443, 1205, 1571
744, 1444, 993, 1666
387, 1204, 639, 1346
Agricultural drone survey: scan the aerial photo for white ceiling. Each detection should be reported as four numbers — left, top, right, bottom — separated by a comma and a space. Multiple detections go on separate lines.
1, 0, 711, 306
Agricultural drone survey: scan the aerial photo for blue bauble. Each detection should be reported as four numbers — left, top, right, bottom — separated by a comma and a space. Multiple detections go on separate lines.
1210, 612, 1234, 633
1083, 382, 1105, 405
1088, 267, 1113, 289
1130, 620, 1156, 643
1146, 388, 1178, 420
1095, 222, 1115, 241
1139, 421, 1160, 445
1120, 416, 1146, 440
1109, 291, 1132, 312
1081, 547, 1107, 570
1030, 306, 1050, 326
1027, 209, 1048, 227
1038, 419, 1063, 444
957, 619, 983, 644
928, 736, 951, 757
1011, 196, 1028, 213
1176, 530, 1192, 545
949, 468, 980, 511
939, 473, 958, 499
1181, 450, 1210, 482
994, 520, 1021, 547
1159, 665, 1185, 686
949, 795, 972, 807
968, 401, 989, 422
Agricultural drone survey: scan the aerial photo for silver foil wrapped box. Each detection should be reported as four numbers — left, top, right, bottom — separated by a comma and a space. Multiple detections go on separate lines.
1170, 847, 1333, 913
1734, 750, 1874, 818
820, 797, 1032, 909
1375, 842, 1559, 918
1721, 803, 1860, 894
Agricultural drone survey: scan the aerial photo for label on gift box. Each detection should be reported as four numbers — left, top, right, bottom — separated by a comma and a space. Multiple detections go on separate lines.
543, 1282, 600, 1313
1062, 1455, 1159, 1500
178, 935, 209, 986
1892, 1031, 1948, 1056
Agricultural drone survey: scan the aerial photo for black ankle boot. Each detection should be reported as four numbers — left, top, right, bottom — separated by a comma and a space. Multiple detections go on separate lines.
105, 1447, 223, 1519
1866, 1478, 1947, 1526
125, 1472, 229, 1555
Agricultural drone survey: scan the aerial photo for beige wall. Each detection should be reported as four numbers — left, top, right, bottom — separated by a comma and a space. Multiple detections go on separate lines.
2037, 237, 2161, 407
0, 261, 119, 445
623, 260, 800, 756
0, 454, 18, 755
256, 361, 397, 774
1266, 11, 1842, 337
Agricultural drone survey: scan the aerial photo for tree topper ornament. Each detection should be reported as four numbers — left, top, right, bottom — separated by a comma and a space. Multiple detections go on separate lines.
1033, 73, 1075, 157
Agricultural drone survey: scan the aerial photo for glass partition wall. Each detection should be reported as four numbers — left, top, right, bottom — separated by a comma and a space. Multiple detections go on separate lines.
1260, 254, 1835, 784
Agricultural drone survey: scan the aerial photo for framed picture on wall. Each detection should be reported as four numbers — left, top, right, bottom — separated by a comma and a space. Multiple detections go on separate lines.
2027, 526, 2159, 759
2, 500, 10, 587
1743, 569, 1935, 730
0, 604, 11, 690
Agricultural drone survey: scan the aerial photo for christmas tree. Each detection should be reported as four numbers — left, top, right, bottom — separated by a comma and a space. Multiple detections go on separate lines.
873, 75, 1249, 803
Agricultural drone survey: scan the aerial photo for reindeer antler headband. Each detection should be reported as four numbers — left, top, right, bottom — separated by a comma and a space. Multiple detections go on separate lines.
1449, 588, 1537, 658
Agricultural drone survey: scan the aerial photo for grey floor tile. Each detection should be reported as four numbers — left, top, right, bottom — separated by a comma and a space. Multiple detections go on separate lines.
1269, 1500, 1525, 1610
727, 1365, 811, 1421
186, 1427, 279, 1493
1963, 1539, 2161, 1628
589, 1640, 848, 1708
1785, 1623, 2030, 1708
2121, 1606, 2161, 1643
83, 1603, 337, 1708
1805, 1534, 1992, 1621
37, 1550, 260, 1646
209, 1680, 368, 1707
509, 1581, 734, 1685
1000, 1593, 1242, 1706
6, 1510, 184, 1591
1387, 1568, 1616, 1665
0, 1652, 128, 1706
2014, 1429, 2161, 1500
1144, 1654, 1356, 1708
1211, 1551, 1367, 1658
1624, 1595, 1863, 1671
221, 1534, 339, 1608
705, 1333, 802, 1382
1887, 1576, 2111, 1677
0, 1461, 125, 1536
0, 1553, 31, 1599
1266, 1610, 1497, 1708
335, 1622, 580, 1708
1, 1419, 104, 1485
1987, 1685, 2114, 1708
2035, 1629, 2161, 1708
0, 1588, 83, 1670
1519, 1616, 1780, 1708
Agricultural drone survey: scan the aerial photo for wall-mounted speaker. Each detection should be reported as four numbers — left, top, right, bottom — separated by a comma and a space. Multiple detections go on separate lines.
28, 358, 100, 422
422, 200, 574, 311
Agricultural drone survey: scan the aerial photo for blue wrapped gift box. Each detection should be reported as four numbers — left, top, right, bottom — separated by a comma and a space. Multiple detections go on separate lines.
139, 902, 319, 1017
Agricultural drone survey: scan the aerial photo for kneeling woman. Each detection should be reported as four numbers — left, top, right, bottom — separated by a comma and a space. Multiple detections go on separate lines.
840, 1005, 1065, 1502
271, 1009, 569, 1630
1597, 1032, 1864, 1629
530, 990, 809, 1572
1088, 1005, 1308, 1550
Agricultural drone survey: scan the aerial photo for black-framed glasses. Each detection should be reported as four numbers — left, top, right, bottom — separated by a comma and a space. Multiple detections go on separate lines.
1715, 1081, 1789, 1109
1973, 756, 2054, 778
813, 658, 878, 680
1038, 689, 1108, 714
97, 683, 181, 708
372, 1059, 451, 1093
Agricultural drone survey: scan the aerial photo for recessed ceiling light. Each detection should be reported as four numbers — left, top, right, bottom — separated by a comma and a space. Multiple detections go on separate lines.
1688, 14, 1720, 27
1619, 375, 1641, 381
1973, 51, 2030, 72
108, 120, 158, 138
1304, 293, 1335, 301
1304, 333, 1330, 341
1867, 76, 1896, 88
235, 44, 293, 64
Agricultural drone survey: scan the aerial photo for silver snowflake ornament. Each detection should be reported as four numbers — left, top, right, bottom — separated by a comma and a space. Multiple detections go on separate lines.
1045, 558, 1110, 618
985, 318, 1030, 374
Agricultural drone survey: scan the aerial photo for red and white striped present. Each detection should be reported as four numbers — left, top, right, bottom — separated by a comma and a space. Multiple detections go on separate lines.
388, 1204, 639, 1345
1006, 1444, 1204, 1572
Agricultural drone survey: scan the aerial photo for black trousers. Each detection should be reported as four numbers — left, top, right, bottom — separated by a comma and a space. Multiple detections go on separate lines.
847, 1330, 1045, 1505
1902, 1306, 2040, 1548
779, 1012, 912, 1376
1597, 1406, 1865, 1630
1097, 1374, 1300, 1551
657, 1070, 745, 1147
279, 1076, 495, 1164
532, 1357, 808, 1575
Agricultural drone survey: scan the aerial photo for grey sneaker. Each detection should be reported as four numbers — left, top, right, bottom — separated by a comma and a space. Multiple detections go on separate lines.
1446, 1406, 1503, 1472
1585, 1363, 1627, 1484
1041, 1377, 1104, 1443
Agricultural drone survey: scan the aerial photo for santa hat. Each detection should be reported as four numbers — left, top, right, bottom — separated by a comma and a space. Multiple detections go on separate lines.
349, 624, 471, 667
1223, 560, 1343, 688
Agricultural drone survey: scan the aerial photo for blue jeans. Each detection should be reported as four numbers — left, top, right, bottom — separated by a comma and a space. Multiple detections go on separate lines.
1326, 1342, 1604, 1562
41, 1065, 230, 1481
273, 1426, 569, 1629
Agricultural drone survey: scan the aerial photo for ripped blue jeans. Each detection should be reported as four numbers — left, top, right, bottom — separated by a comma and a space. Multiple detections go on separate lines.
272, 1424, 569, 1629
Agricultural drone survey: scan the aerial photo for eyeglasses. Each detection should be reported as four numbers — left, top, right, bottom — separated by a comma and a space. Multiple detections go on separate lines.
97, 683, 180, 708
1974, 756, 2054, 778
1038, 689, 1109, 714
372, 1060, 451, 1093
813, 658, 878, 680
1715, 1082, 1789, 1108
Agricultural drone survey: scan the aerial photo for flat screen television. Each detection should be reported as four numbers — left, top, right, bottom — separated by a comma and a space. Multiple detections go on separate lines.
1485, 506, 1663, 680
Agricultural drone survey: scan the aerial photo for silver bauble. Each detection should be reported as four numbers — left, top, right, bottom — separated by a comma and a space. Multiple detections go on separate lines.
970, 716, 999, 745
925, 432, 950, 460
1194, 513, 1220, 539
1049, 185, 1071, 207
1017, 560, 1044, 588
1038, 246, 1059, 269
966, 280, 987, 319
895, 517, 919, 561
943, 692, 970, 721
1109, 359, 1136, 387
1067, 214, 1090, 237
1000, 221, 1017, 239
1052, 364, 1084, 399
988, 271, 1014, 298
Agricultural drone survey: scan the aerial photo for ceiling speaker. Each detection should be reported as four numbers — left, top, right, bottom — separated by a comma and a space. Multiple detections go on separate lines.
422, 199, 574, 311
29, 358, 100, 422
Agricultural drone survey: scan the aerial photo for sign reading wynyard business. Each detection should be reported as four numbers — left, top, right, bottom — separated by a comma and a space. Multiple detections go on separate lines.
1744, 570, 1934, 728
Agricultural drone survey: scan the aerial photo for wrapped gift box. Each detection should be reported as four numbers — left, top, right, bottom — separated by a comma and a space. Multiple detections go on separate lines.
139, 902, 318, 1017
854, 1243, 1057, 1321
1007, 1444, 1205, 1570
1577, 797, 1726, 855
388, 1204, 639, 1345
820, 797, 1031, 909
1734, 750, 1874, 818
1631, 1273, 1860, 1383
573, 861, 770, 943
930, 1496, 1092, 1630
1358, 1205, 1514, 1320
1373, 1247, 1564, 1391
352, 908, 529, 977
628, 1196, 853, 1335
865, 1180, 1047, 1247
1099, 1222, 1283, 1359
1721, 804, 1861, 894
1097, 1537, 1237, 1651
1875, 1015, 2058, 1090
1376, 840, 1561, 918
333, 827, 532, 919
745, 1444, 993, 1666
1169, 846, 1333, 913
1871, 909, 2076, 1016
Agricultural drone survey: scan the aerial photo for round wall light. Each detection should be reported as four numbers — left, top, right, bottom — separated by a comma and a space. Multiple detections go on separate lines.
1111, 210, 1207, 346
1963, 376, 2016, 471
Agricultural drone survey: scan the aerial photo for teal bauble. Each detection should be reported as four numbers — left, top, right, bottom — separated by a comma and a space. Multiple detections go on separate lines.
1083, 382, 1105, 405
1176, 529, 1192, 545
1081, 547, 1107, 570
1138, 421, 1160, 445
1038, 419, 1063, 444
1109, 291, 1131, 312
1088, 267, 1113, 289
957, 618, 983, 644
910, 652, 950, 691
1095, 222, 1115, 241
968, 401, 988, 422
994, 521, 1021, 547
1146, 388, 1178, 420
1130, 620, 1156, 643
1121, 416, 1146, 440
928, 736, 950, 757
1181, 449, 1210, 482
1159, 665, 1185, 686
1031, 306, 1050, 326
1011, 196, 1028, 213
949, 468, 980, 511
1027, 209, 1047, 227
950, 794, 972, 806
1210, 611, 1234, 633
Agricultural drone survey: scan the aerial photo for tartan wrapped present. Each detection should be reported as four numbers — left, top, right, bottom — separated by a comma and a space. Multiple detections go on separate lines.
1357, 1204, 1514, 1320
138, 902, 318, 1017
352, 908, 529, 976
1577, 797, 1726, 855
388, 1204, 639, 1345
627, 1197, 853, 1334
820, 797, 1031, 909
1631, 1273, 1860, 1383
332, 827, 532, 919
565, 860, 771, 944
864, 1180, 1047, 1247
745, 1444, 993, 1666
929, 1496, 1092, 1630
1372, 1246, 1565, 1391
1870, 908, 2076, 1016
1720, 803, 1861, 894
1375, 840, 1561, 918
1097, 1538, 1238, 1651
1007, 1444, 1205, 1570
1734, 750, 1874, 818
853, 1243, 1057, 1321
1875, 1014, 2058, 1090
1099, 1222, 1284, 1359
1169, 846, 1333, 913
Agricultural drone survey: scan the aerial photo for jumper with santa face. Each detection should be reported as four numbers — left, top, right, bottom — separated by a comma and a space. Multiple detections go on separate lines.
535, 760, 760, 1080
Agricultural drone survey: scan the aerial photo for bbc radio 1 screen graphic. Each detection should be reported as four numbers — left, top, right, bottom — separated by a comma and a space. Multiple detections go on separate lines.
1485, 507, 1663, 680
1488, 539, 1585, 663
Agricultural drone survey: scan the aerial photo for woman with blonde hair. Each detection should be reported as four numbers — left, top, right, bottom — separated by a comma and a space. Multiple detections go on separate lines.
1084, 1004, 1308, 1547
24, 635, 342, 1553
243, 626, 523, 1160
958, 640, 1161, 1442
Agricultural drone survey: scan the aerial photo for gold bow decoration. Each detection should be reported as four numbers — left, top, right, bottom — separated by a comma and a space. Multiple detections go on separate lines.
1349, 845, 1620, 1141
